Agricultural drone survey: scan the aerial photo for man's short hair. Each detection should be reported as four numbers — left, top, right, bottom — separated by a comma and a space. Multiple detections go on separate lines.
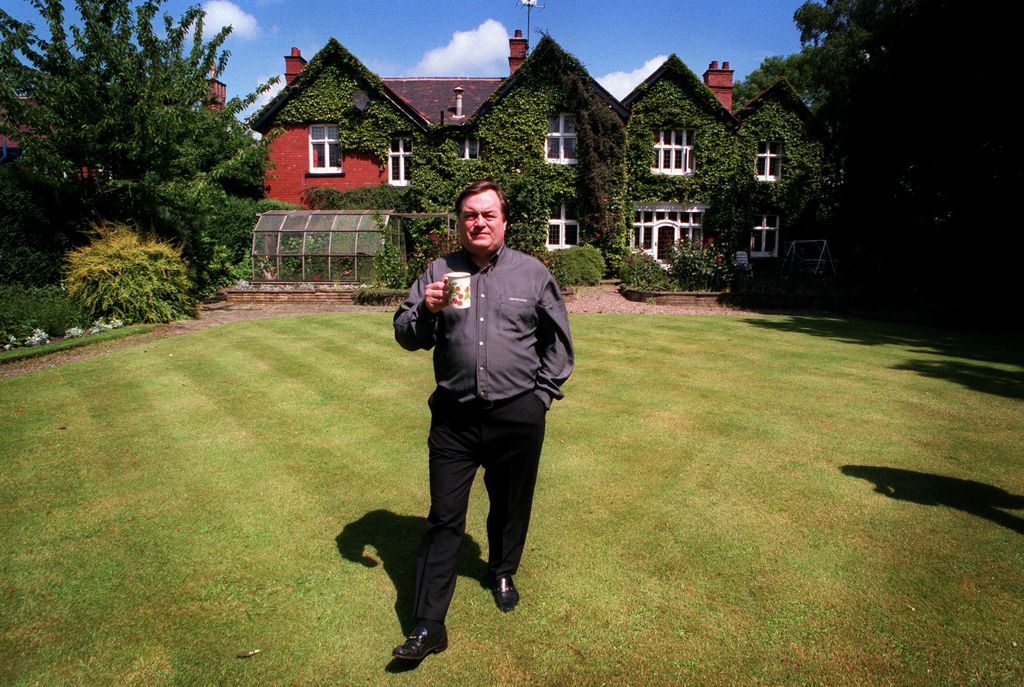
455, 180, 509, 221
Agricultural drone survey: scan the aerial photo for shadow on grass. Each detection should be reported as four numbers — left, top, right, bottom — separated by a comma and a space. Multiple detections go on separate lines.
841, 465, 1024, 535
742, 316, 1024, 400
335, 509, 486, 670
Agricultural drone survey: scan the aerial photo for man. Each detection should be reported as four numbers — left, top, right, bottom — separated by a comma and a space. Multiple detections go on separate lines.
391, 180, 574, 660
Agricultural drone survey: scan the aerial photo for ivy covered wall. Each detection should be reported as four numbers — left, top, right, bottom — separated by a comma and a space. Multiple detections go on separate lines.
735, 82, 824, 242
251, 37, 822, 271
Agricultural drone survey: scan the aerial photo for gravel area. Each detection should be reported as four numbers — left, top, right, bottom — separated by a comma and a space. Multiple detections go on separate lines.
1, 283, 752, 378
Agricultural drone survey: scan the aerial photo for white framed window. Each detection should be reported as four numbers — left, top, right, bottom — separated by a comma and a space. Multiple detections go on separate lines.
652, 129, 695, 175
389, 138, 412, 186
756, 141, 782, 181
309, 125, 341, 173
546, 114, 577, 164
547, 204, 579, 249
458, 138, 479, 160
751, 214, 779, 257
632, 204, 705, 262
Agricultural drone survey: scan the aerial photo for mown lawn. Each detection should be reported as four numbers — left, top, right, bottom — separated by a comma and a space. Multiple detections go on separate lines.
1, 312, 1021, 686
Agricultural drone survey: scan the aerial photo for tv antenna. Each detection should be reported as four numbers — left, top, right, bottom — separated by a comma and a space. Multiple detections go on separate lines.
520, 0, 539, 48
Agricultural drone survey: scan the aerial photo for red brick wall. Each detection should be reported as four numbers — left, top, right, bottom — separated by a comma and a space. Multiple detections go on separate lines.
263, 124, 387, 205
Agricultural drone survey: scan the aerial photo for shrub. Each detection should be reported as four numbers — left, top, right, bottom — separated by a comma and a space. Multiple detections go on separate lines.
353, 287, 408, 306
305, 185, 413, 211
669, 240, 735, 292
65, 223, 194, 324
619, 250, 673, 291
547, 245, 605, 286
373, 237, 409, 289
0, 284, 88, 341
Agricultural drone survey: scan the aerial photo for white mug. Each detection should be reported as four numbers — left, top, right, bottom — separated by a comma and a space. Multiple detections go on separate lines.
444, 272, 471, 309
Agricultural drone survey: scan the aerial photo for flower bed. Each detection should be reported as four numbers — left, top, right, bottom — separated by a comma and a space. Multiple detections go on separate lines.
620, 287, 731, 307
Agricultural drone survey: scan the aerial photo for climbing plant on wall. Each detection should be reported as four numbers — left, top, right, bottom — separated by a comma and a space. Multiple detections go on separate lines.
735, 81, 824, 238
266, 39, 419, 173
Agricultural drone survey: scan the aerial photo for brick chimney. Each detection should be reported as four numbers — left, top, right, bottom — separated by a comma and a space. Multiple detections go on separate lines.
285, 47, 307, 86
702, 60, 734, 112
508, 30, 528, 74
207, 66, 226, 111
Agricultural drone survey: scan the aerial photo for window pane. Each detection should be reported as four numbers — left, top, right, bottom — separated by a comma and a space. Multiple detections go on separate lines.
770, 159, 780, 177
551, 205, 562, 219
468, 139, 478, 158
548, 116, 560, 133
311, 125, 324, 140
565, 224, 578, 245
756, 157, 766, 176
547, 138, 560, 159
752, 231, 763, 253
633, 226, 641, 246
391, 162, 401, 180
765, 230, 776, 253
674, 150, 683, 169
563, 137, 576, 159
548, 225, 560, 245
313, 143, 325, 167
391, 139, 401, 152
770, 142, 781, 155
562, 116, 575, 134
758, 141, 767, 154
328, 143, 340, 168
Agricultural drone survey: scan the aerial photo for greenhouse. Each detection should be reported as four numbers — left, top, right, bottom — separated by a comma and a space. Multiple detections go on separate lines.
250, 210, 452, 283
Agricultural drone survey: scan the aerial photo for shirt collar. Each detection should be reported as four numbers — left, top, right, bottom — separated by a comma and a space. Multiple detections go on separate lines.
461, 243, 505, 273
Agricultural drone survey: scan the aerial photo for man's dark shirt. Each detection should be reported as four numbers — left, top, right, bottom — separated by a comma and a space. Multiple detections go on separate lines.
394, 244, 573, 407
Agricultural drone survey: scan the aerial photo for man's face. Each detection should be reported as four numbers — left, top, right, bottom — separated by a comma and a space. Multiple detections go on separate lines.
458, 189, 506, 261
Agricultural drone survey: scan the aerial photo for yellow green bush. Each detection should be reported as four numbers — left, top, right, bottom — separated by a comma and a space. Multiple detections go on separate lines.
65, 224, 193, 324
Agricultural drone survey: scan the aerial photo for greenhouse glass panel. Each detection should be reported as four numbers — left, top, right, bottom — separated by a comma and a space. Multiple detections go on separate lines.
253, 255, 278, 281
306, 256, 329, 281
356, 256, 376, 282
329, 230, 357, 255
280, 232, 304, 254
306, 232, 329, 254
331, 256, 355, 282
306, 214, 334, 232
282, 213, 310, 231
279, 256, 303, 281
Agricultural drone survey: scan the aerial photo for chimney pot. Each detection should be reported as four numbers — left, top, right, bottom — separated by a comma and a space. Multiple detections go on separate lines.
454, 86, 465, 118
515, 29, 523, 38
710, 60, 719, 69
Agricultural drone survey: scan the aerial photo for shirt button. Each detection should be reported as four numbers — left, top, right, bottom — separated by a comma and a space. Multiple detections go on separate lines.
480, 293, 486, 298
479, 341, 483, 346
479, 317, 484, 322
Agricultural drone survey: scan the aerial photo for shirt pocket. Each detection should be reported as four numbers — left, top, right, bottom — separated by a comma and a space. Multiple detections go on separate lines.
498, 296, 538, 336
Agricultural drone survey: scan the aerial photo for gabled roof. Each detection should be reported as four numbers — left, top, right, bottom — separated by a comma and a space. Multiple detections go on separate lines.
474, 36, 628, 122
735, 78, 814, 124
621, 54, 737, 124
383, 78, 502, 126
249, 38, 432, 133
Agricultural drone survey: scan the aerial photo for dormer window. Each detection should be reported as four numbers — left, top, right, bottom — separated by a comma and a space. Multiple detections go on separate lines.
389, 138, 411, 186
756, 142, 782, 181
309, 125, 341, 173
546, 114, 577, 164
458, 138, 479, 160
652, 130, 695, 175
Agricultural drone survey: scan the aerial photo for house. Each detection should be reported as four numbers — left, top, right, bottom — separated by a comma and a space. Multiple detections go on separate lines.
250, 31, 821, 267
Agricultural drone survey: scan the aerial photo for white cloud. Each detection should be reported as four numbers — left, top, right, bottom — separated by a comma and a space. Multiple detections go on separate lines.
202, 1, 259, 40
597, 55, 670, 100
410, 19, 509, 76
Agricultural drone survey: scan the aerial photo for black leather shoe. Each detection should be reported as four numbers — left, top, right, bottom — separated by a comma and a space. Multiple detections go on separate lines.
392, 624, 448, 661
492, 575, 519, 612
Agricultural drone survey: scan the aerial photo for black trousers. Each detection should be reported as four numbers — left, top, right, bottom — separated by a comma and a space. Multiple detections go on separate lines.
413, 389, 547, 623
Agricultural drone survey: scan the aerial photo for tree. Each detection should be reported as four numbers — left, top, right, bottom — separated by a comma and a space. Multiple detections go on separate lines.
732, 53, 819, 111
0, 0, 273, 288
791, 0, 1021, 324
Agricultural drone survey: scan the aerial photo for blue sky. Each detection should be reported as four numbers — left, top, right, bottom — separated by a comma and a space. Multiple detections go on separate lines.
5, 0, 809, 115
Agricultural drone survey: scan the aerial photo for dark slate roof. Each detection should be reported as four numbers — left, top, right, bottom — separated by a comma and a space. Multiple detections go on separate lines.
382, 78, 503, 125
